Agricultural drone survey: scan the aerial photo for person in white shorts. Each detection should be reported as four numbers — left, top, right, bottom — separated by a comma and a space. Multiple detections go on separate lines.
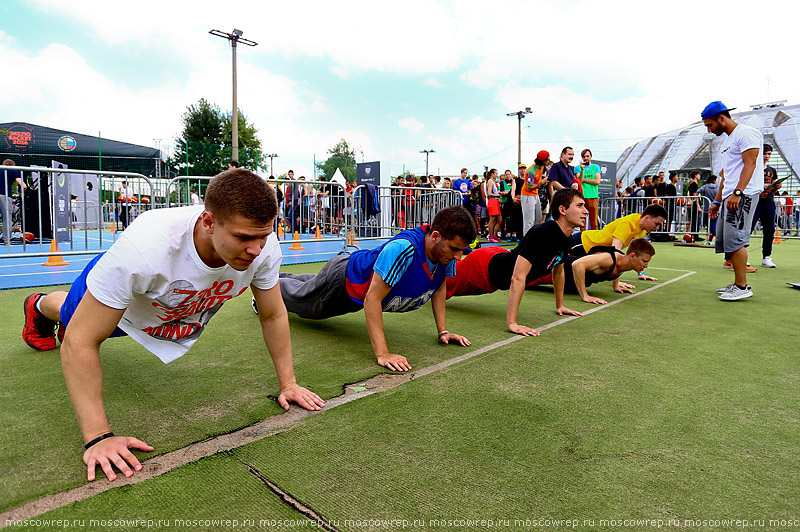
702, 101, 763, 301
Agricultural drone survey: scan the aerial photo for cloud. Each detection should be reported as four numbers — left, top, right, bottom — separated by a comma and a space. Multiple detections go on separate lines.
399, 118, 425, 133
422, 77, 443, 89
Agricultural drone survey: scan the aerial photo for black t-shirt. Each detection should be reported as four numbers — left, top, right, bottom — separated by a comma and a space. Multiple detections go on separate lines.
513, 177, 524, 200
688, 181, 698, 195
488, 220, 571, 290
665, 184, 677, 197
656, 183, 668, 197
764, 165, 778, 198
0, 168, 21, 196
643, 184, 655, 197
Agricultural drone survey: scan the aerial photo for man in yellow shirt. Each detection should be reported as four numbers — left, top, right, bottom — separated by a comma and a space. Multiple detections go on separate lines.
570, 203, 666, 255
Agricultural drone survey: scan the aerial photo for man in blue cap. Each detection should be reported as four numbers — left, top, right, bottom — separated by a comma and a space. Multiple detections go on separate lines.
701, 101, 764, 301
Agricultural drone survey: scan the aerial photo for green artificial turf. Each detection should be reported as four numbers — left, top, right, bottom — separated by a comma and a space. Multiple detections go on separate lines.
3, 238, 800, 529
18, 453, 312, 531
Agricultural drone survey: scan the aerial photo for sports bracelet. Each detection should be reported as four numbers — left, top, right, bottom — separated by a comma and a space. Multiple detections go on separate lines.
438, 330, 449, 338
712, 200, 722, 205
85, 432, 115, 449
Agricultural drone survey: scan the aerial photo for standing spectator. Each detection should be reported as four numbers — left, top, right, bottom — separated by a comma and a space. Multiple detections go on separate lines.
117, 180, 132, 229
521, 152, 549, 234
687, 171, 702, 239
664, 172, 679, 233
227, 160, 240, 170
285, 170, 300, 234
452, 168, 471, 206
484, 169, 502, 242
698, 175, 719, 242
499, 169, 516, 241
1, 159, 27, 245
190, 188, 200, 206
703, 100, 763, 300
752, 144, 780, 267
511, 166, 525, 240
575, 149, 602, 230
549, 147, 576, 193
642, 175, 655, 199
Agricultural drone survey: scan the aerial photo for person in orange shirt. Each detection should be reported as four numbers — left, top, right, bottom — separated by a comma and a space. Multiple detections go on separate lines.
521, 150, 550, 235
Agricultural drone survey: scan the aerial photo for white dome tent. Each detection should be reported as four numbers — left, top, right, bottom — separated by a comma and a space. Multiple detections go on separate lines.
616, 101, 800, 193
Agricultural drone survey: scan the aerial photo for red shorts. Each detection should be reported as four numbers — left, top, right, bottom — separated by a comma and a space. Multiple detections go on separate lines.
487, 198, 501, 217
446, 246, 507, 299
446, 245, 553, 298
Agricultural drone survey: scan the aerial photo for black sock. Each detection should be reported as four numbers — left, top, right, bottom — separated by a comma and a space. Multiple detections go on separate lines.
735, 284, 748, 290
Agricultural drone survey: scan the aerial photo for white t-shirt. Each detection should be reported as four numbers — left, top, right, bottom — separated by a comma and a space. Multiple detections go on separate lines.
191, 193, 200, 205
718, 124, 764, 199
86, 206, 281, 363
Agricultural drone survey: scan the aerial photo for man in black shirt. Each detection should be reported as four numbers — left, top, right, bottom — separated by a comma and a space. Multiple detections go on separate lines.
445, 188, 587, 336
687, 170, 702, 237
752, 144, 779, 268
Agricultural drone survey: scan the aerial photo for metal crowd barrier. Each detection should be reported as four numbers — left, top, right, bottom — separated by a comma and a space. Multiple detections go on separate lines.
751, 193, 800, 240
1, 166, 154, 258
348, 185, 462, 244
600, 195, 713, 239
600, 194, 800, 241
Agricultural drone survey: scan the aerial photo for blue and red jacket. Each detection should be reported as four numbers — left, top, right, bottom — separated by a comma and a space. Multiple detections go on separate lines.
345, 226, 446, 312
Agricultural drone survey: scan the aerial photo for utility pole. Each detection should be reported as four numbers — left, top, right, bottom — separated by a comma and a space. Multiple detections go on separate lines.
209, 28, 257, 162
506, 107, 532, 168
266, 153, 278, 176
420, 149, 435, 178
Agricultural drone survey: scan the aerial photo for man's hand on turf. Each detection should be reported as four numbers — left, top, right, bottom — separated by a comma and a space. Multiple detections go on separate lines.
377, 353, 412, 372
638, 274, 658, 281
438, 332, 471, 346
582, 295, 607, 305
508, 323, 540, 337
615, 281, 636, 294
83, 436, 154, 482
556, 306, 582, 317
278, 384, 325, 411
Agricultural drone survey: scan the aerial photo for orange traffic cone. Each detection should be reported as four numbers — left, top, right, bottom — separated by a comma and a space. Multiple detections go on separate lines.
288, 231, 306, 250
277, 223, 285, 239
41, 239, 70, 266
773, 229, 784, 244
312, 225, 323, 240
347, 230, 359, 245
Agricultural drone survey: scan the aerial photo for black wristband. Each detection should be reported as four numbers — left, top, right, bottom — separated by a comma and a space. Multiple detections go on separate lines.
85, 432, 115, 449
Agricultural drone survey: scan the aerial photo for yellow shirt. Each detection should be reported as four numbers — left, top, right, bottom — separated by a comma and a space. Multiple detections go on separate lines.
580, 213, 645, 252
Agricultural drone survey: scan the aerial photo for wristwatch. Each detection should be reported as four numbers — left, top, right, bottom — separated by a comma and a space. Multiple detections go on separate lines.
733, 189, 743, 197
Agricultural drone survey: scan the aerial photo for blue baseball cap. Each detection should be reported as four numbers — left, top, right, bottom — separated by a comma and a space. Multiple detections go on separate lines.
701, 101, 736, 120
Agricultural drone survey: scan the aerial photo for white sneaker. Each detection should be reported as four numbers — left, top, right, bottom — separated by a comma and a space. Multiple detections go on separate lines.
251, 296, 259, 315
716, 284, 735, 294
762, 256, 776, 268
719, 285, 753, 301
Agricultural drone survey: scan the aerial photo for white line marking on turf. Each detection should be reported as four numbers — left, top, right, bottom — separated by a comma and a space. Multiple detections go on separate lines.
0, 269, 696, 526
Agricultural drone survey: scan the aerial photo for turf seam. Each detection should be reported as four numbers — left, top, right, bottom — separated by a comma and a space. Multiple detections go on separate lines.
0, 269, 694, 526
230, 453, 342, 532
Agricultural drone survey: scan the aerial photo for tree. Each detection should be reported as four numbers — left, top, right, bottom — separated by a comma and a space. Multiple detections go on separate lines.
171, 98, 264, 176
315, 138, 357, 182
221, 110, 265, 171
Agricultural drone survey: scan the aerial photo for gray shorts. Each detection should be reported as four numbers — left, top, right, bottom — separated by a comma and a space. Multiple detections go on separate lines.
279, 254, 361, 319
715, 193, 758, 254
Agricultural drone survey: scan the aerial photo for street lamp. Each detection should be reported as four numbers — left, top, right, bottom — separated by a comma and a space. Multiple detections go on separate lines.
266, 153, 278, 176
209, 28, 258, 162
420, 149, 435, 178
506, 107, 532, 168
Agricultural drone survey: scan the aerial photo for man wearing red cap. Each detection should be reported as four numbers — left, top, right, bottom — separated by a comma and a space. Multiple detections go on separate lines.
702, 100, 763, 301
520, 150, 550, 234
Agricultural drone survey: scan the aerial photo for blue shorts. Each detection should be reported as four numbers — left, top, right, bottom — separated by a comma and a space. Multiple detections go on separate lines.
60, 253, 126, 337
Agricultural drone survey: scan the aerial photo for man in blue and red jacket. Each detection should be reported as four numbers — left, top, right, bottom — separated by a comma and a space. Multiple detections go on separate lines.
262, 206, 476, 371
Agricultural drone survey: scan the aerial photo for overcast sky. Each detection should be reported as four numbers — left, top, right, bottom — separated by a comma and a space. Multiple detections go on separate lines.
2, 0, 798, 177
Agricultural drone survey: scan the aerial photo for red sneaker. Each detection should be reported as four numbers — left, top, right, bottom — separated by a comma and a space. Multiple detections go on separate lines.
22, 293, 57, 351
